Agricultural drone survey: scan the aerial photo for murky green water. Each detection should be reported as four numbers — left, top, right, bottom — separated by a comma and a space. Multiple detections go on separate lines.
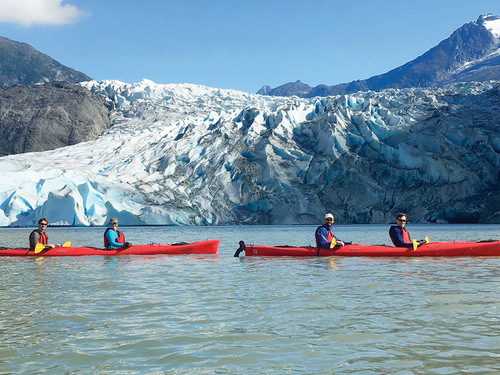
1, 224, 499, 374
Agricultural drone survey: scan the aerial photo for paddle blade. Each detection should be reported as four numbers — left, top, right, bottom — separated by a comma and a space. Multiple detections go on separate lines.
425, 236, 429, 243
34, 243, 45, 254
330, 238, 337, 248
412, 239, 418, 251
62, 241, 71, 247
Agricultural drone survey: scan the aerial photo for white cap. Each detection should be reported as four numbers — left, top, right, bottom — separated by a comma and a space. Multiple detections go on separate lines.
324, 213, 334, 219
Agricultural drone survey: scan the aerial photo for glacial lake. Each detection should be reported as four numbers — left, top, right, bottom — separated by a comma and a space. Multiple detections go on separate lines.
1, 224, 499, 374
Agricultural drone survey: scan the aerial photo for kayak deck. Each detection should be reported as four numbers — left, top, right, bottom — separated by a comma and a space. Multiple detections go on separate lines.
235, 240, 500, 257
0, 240, 219, 257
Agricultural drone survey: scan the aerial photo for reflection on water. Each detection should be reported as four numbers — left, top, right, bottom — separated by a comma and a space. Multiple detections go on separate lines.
0, 224, 499, 374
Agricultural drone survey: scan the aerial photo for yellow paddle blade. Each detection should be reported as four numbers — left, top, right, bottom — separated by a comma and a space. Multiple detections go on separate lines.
425, 236, 429, 243
62, 241, 71, 247
330, 238, 337, 248
412, 239, 418, 251
34, 243, 46, 254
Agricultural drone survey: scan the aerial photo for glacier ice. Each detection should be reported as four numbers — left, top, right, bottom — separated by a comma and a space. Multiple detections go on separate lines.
0, 79, 499, 226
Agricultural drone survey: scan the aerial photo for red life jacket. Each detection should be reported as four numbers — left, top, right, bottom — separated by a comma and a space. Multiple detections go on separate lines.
29, 230, 48, 251
104, 228, 125, 248
326, 230, 334, 243
39, 232, 48, 245
315, 226, 334, 247
389, 226, 411, 246
401, 227, 410, 243
117, 231, 125, 244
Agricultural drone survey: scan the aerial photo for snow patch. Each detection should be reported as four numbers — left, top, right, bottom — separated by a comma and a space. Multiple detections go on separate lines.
482, 14, 500, 38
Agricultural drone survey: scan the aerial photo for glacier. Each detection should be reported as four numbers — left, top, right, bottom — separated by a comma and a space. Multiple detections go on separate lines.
0, 79, 499, 226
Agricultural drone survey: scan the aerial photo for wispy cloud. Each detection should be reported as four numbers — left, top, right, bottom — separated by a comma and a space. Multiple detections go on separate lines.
0, 0, 85, 27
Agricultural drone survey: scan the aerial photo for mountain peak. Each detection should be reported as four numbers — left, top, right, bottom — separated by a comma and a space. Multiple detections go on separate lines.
478, 14, 500, 39
259, 15, 500, 97
0, 35, 91, 87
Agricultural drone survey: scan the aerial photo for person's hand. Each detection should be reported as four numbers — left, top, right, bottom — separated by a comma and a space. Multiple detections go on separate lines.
337, 241, 345, 247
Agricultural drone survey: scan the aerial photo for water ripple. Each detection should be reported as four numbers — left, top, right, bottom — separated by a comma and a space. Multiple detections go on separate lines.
1, 225, 500, 374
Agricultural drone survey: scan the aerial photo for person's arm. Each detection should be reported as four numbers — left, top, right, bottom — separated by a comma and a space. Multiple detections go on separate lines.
389, 227, 412, 247
43, 234, 59, 249
333, 234, 348, 246
29, 232, 40, 251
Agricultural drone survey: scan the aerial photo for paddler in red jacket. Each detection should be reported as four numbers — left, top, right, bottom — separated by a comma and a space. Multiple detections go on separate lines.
315, 213, 348, 248
389, 213, 412, 247
104, 218, 131, 249
29, 218, 60, 251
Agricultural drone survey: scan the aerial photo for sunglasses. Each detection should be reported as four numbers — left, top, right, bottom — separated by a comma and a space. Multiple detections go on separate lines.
40, 223, 48, 226
398, 219, 407, 222
110, 222, 118, 225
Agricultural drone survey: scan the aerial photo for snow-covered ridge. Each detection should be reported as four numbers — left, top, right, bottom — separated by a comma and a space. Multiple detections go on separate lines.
481, 14, 500, 39
446, 15, 499, 76
1, 79, 499, 226
81, 79, 276, 110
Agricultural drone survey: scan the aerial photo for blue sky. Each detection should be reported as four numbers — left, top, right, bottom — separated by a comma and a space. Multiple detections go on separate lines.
1, 0, 500, 93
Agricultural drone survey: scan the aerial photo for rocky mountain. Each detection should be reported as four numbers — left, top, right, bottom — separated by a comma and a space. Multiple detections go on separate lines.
0, 35, 91, 87
0, 82, 112, 156
258, 81, 312, 97
259, 14, 500, 97
0, 79, 498, 226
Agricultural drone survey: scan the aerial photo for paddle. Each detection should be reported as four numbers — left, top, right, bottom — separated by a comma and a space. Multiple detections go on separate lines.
34, 241, 71, 254
330, 238, 337, 248
234, 241, 245, 257
412, 237, 430, 250
34, 243, 46, 254
412, 239, 418, 251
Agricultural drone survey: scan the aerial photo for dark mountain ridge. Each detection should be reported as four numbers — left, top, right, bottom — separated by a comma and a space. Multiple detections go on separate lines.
0, 35, 107, 156
0, 35, 91, 87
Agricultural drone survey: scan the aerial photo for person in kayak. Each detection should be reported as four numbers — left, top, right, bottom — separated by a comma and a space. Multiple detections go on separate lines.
389, 213, 412, 247
315, 213, 349, 248
29, 218, 60, 251
104, 218, 131, 249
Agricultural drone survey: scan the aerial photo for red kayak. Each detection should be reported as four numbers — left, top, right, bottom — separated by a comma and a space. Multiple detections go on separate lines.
234, 240, 500, 257
0, 240, 219, 257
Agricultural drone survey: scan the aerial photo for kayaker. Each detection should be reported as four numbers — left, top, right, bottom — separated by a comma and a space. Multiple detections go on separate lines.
315, 213, 348, 248
29, 218, 60, 251
104, 218, 131, 249
389, 213, 412, 247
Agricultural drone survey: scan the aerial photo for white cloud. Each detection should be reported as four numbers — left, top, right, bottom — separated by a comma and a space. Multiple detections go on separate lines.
0, 0, 85, 27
